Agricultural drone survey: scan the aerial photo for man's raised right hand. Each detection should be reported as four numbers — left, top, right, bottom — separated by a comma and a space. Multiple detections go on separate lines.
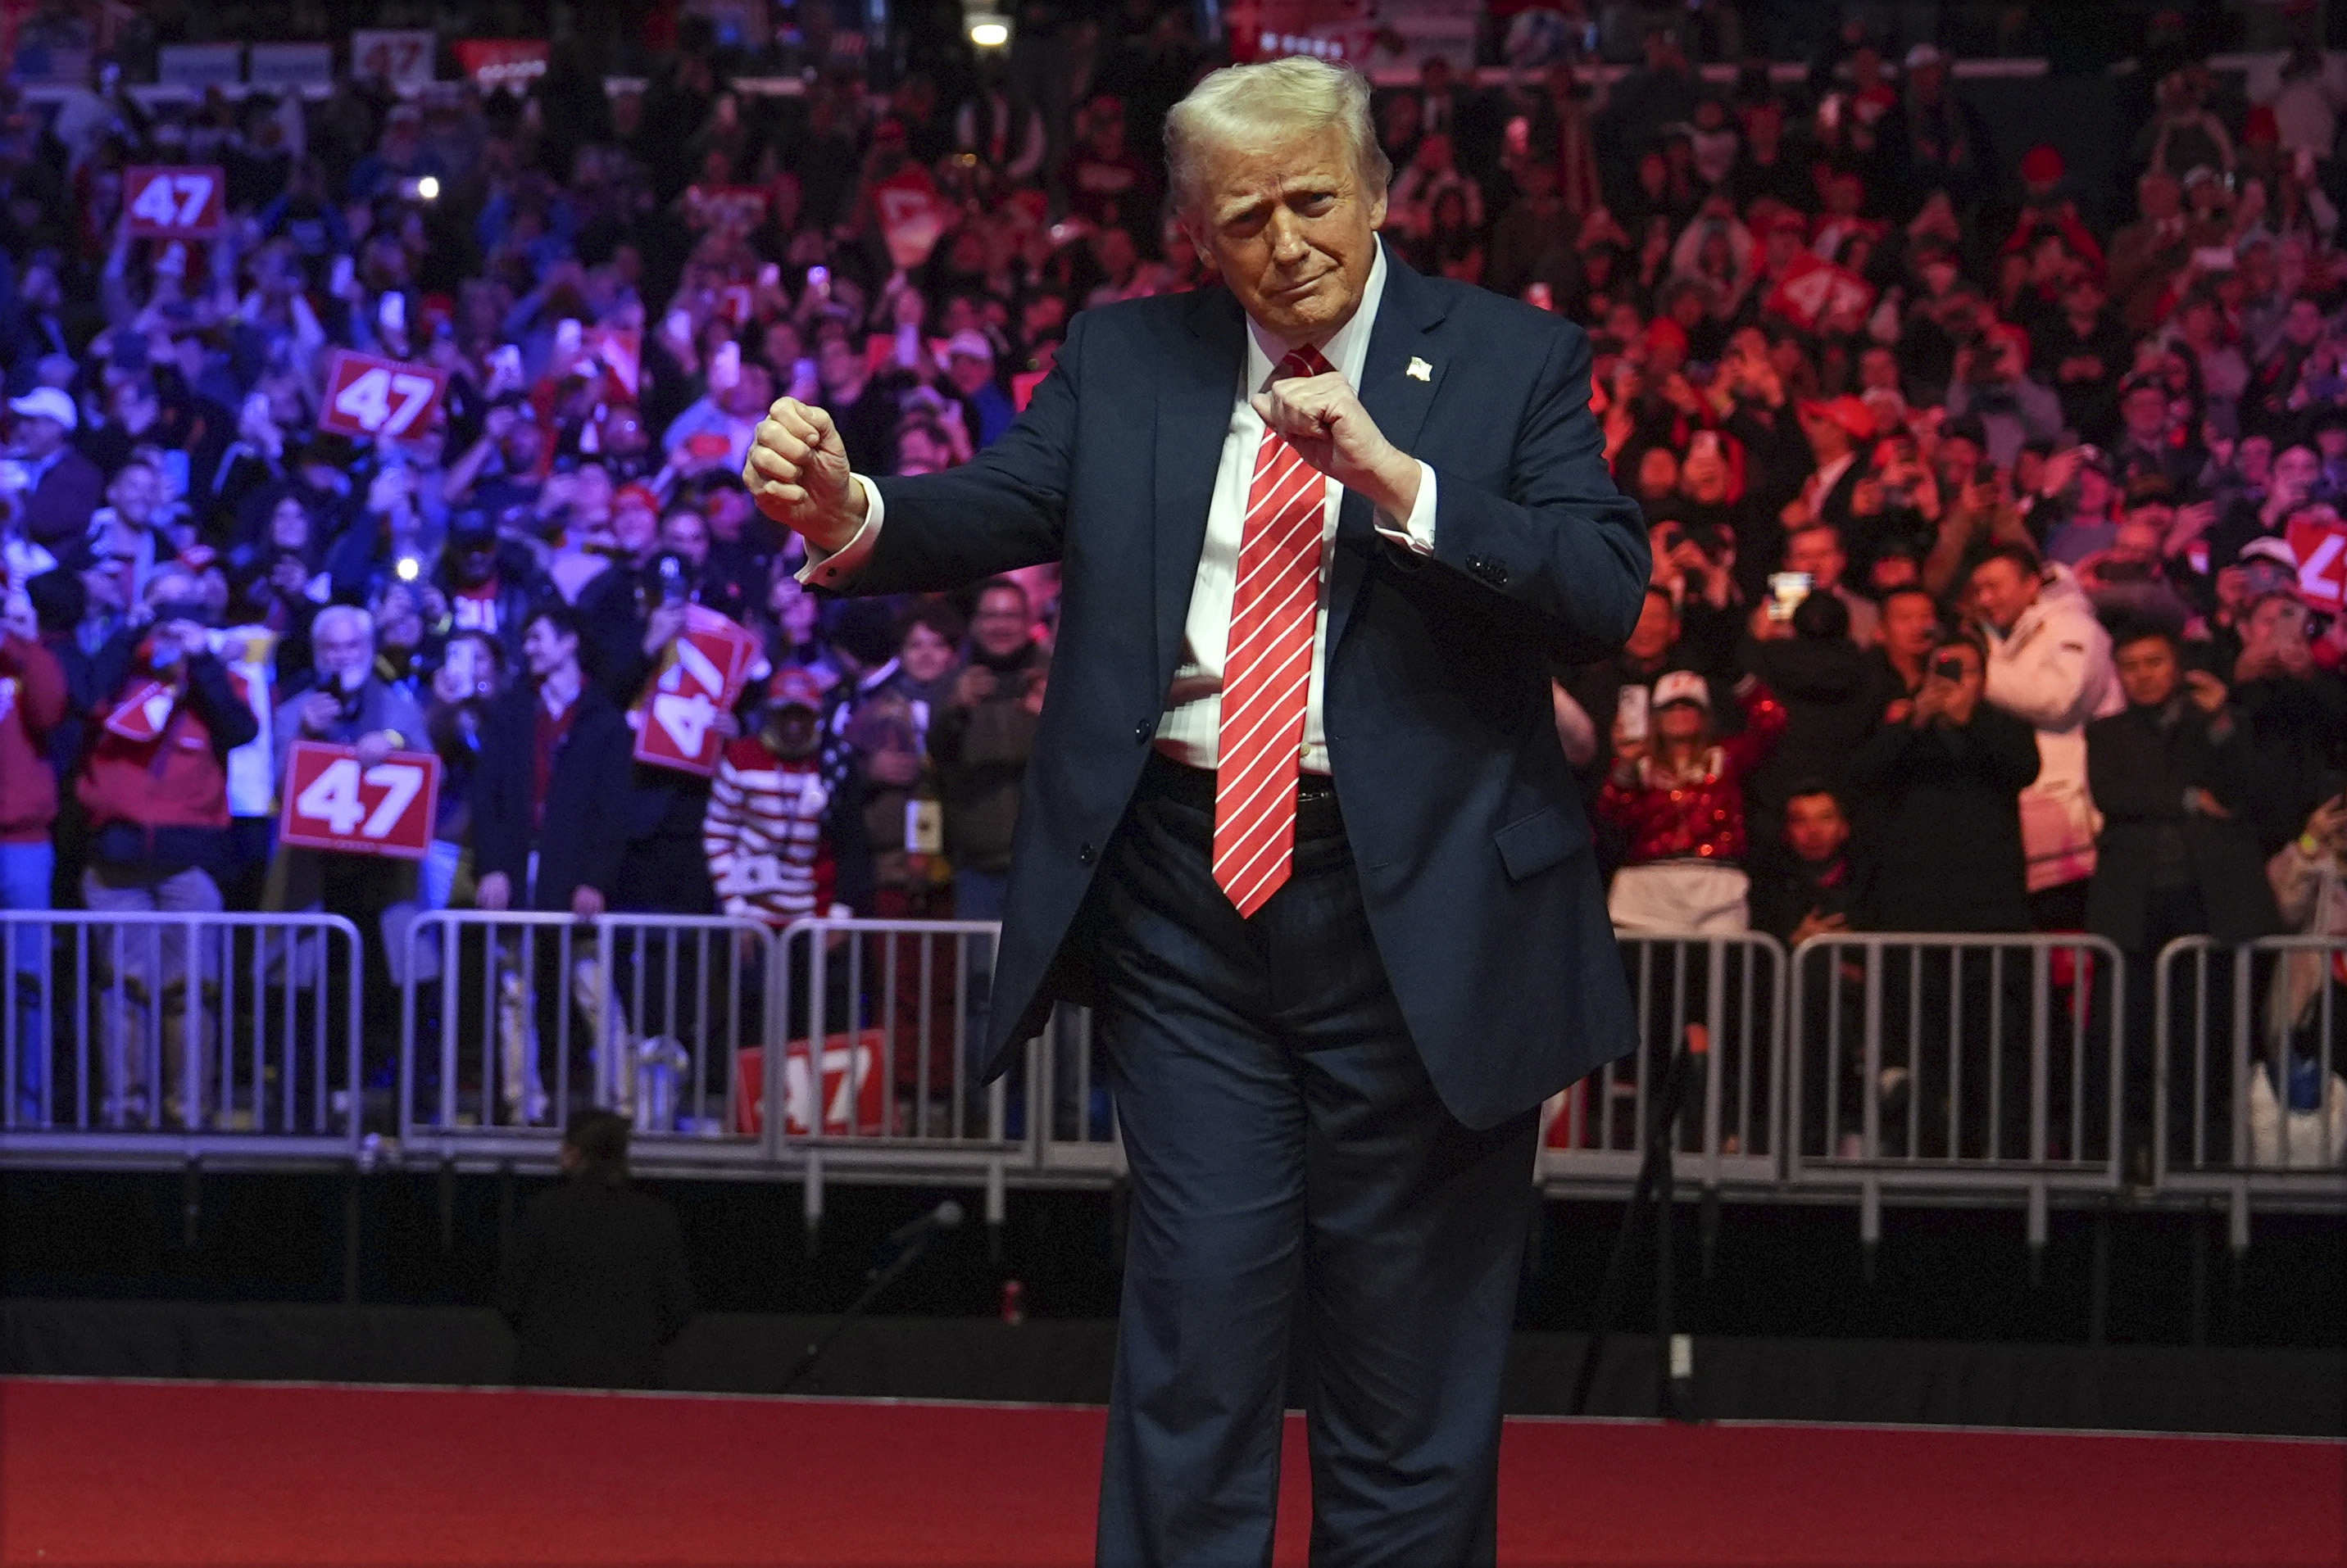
746, 397, 867, 556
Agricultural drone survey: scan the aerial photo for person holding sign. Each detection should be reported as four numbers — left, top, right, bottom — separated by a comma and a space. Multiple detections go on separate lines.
76, 566, 260, 1128
270, 605, 427, 1094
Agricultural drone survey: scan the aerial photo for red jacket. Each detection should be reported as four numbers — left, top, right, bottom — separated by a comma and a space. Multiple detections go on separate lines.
78, 640, 259, 871
0, 631, 68, 843
1597, 681, 1788, 868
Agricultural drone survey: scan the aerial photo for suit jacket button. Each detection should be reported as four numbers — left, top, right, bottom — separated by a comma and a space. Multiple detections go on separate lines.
1489, 563, 1509, 585
1078, 842, 1096, 866
1134, 720, 1151, 743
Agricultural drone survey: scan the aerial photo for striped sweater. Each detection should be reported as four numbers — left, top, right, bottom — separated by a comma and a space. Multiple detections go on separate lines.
702, 738, 842, 928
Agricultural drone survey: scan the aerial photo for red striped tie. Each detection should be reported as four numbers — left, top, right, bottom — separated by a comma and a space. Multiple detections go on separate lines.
1214, 344, 1333, 918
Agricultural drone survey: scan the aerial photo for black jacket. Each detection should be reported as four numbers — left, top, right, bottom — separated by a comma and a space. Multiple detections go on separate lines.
470, 679, 633, 911
1741, 632, 1898, 823
2084, 700, 2283, 952
494, 1176, 695, 1389
1749, 846, 1873, 948
1846, 705, 2042, 933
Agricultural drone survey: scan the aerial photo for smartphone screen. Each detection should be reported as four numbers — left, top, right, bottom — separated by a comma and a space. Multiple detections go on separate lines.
1615, 683, 1650, 743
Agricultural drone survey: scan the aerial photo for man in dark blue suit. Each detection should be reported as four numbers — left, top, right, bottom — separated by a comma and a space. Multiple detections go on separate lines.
749, 56, 1646, 1566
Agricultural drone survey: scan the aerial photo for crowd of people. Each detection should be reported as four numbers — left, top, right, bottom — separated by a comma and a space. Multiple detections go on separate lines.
2, 5, 2344, 1164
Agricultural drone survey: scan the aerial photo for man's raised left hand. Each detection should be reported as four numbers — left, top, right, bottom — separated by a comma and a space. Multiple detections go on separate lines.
1251, 372, 1420, 519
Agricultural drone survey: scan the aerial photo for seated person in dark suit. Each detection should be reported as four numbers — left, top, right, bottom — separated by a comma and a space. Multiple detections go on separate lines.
495, 1109, 696, 1389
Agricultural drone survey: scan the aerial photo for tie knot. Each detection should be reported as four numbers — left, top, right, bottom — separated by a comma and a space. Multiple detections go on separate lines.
1277, 345, 1332, 382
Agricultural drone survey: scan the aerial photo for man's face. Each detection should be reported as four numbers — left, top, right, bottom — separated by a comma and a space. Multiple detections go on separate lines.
522, 618, 577, 681
1969, 558, 2038, 634
2123, 387, 2167, 438
2116, 636, 2181, 708
109, 464, 160, 526
947, 352, 991, 397
660, 512, 710, 568
763, 702, 820, 758
1798, 408, 1850, 462
1184, 122, 1387, 348
970, 587, 1030, 659
2285, 299, 2323, 347
1624, 593, 1677, 661
613, 497, 658, 558
2275, 445, 2321, 498
1785, 528, 1845, 590
1783, 792, 1850, 865
2239, 435, 2274, 483
313, 619, 372, 682
14, 412, 65, 457
1881, 592, 1939, 660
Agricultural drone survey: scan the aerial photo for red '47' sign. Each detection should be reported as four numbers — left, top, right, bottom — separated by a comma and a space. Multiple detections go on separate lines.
318, 350, 447, 442
632, 607, 761, 776
125, 165, 225, 238
2286, 518, 2347, 608
279, 741, 441, 860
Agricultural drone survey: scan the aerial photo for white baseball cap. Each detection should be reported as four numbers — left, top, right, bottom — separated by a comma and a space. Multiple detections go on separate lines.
945, 329, 995, 364
1652, 669, 1711, 712
8, 387, 77, 430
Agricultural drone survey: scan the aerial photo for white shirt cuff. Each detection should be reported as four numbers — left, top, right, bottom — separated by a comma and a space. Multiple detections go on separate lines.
1373, 462, 1437, 555
796, 474, 886, 587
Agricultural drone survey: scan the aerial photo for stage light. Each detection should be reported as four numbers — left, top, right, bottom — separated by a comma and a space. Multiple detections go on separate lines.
415, 174, 440, 202
968, 15, 1009, 48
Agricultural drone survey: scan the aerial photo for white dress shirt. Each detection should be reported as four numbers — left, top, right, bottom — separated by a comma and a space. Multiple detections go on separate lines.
805, 242, 1439, 775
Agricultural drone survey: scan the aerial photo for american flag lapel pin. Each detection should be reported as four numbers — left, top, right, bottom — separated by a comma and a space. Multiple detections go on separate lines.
1406, 356, 1432, 382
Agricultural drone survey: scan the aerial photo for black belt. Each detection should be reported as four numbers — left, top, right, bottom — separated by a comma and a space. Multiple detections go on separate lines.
1139, 750, 1345, 837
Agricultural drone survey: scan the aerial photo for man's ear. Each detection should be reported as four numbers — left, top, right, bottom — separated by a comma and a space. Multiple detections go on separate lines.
1366, 187, 1389, 233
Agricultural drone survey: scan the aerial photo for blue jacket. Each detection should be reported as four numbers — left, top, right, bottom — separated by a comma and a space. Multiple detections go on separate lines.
851, 247, 1649, 1128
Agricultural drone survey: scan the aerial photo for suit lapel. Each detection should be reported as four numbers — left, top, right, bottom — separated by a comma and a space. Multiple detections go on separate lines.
1153, 285, 1247, 693
1328, 244, 1448, 660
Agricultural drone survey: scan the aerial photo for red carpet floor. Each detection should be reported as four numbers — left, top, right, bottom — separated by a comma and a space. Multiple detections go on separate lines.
3, 1377, 2340, 1566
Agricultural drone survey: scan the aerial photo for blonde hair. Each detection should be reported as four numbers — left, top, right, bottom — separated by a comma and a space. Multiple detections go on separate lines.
1164, 56, 1391, 220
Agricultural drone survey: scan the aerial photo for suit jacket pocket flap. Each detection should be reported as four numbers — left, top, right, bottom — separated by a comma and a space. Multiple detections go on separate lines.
1495, 806, 1588, 883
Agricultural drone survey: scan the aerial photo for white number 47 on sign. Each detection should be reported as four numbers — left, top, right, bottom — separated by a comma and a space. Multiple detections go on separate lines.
332, 368, 439, 437
129, 171, 215, 229
294, 758, 424, 838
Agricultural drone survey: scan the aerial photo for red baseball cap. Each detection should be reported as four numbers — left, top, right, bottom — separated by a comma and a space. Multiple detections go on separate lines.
1797, 396, 1875, 442
768, 666, 828, 713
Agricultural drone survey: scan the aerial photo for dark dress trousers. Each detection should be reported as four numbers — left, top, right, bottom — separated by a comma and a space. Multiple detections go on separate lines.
495, 1175, 696, 1389
841, 244, 1648, 1564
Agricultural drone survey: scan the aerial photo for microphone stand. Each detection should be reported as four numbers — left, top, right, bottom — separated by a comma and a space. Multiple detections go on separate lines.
780, 1226, 946, 1395
1570, 1032, 1700, 1421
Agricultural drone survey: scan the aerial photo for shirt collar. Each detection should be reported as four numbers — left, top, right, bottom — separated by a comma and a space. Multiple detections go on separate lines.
1243, 238, 1388, 394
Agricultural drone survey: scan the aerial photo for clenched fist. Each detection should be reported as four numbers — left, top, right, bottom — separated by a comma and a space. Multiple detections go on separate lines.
1251, 373, 1421, 519
745, 398, 868, 555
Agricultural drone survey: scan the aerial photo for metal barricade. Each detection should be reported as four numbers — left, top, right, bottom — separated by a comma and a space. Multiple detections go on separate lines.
772, 918, 1021, 1153
1033, 1005, 1122, 1177
0, 910, 363, 1165
1539, 932, 1785, 1194
397, 911, 776, 1173
2157, 936, 2347, 1239
1786, 933, 2126, 1240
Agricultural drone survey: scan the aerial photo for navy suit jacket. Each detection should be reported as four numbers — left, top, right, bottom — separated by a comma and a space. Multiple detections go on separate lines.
851, 246, 1649, 1128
